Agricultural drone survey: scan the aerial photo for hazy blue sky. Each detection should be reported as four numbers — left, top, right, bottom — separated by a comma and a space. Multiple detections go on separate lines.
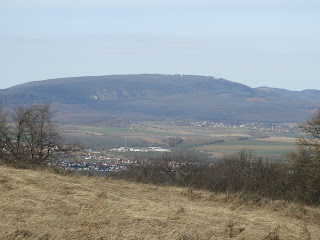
1, 0, 319, 90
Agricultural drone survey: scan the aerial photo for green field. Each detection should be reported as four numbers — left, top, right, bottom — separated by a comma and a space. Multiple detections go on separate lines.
269, 132, 304, 138
194, 139, 296, 157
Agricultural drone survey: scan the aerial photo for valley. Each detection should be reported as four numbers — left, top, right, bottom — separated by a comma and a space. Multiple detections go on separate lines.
61, 120, 301, 159
2, 1, 320, 238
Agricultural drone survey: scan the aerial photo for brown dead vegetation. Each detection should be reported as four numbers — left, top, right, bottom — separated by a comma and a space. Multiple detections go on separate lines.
0, 166, 320, 239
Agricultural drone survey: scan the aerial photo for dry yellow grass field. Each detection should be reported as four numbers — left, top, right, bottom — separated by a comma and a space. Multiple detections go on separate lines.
0, 166, 319, 240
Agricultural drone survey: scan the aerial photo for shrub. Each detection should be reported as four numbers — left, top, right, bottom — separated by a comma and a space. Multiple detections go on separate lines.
0, 103, 60, 166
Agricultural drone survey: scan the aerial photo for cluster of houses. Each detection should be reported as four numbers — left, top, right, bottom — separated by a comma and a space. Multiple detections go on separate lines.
47, 144, 173, 173
110, 146, 171, 153
48, 157, 132, 172
164, 120, 299, 133
47, 146, 135, 172
47, 144, 208, 174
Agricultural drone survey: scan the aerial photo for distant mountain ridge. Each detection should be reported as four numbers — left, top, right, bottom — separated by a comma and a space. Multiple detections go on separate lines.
1, 74, 319, 124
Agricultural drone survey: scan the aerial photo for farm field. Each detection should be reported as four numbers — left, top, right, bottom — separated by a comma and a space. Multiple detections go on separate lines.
60, 122, 301, 158
193, 139, 297, 158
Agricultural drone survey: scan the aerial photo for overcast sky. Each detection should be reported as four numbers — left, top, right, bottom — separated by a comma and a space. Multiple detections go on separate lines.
1, 0, 319, 90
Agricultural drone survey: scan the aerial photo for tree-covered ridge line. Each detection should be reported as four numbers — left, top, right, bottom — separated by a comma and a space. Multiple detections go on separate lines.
1, 74, 320, 123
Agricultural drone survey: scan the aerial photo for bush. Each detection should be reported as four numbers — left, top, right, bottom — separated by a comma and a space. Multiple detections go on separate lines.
111, 150, 298, 202
0, 103, 60, 166
288, 110, 320, 204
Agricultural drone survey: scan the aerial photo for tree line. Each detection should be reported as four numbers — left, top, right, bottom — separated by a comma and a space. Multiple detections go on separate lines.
111, 110, 320, 205
0, 103, 319, 205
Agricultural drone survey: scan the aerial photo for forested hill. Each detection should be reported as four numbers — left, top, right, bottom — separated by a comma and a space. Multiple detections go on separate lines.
1, 74, 319, 124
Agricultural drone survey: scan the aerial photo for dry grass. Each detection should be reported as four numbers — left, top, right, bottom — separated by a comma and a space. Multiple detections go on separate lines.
0, 166, 319, 240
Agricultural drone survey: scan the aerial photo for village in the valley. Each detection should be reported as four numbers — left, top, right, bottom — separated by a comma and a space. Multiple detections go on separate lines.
48, 144, 171, 173
48, 120, 300, 173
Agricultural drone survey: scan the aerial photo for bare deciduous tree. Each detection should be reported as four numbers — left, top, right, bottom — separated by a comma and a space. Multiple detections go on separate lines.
289, 109, 320, 204
0, 103, 60, 166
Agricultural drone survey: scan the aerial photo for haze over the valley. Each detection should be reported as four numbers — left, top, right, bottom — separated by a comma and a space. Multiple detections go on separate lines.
1, 0, 320, 90
1, 3, 320, 239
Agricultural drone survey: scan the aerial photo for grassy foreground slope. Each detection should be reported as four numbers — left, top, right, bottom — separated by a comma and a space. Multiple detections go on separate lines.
0, 166, 319, 240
